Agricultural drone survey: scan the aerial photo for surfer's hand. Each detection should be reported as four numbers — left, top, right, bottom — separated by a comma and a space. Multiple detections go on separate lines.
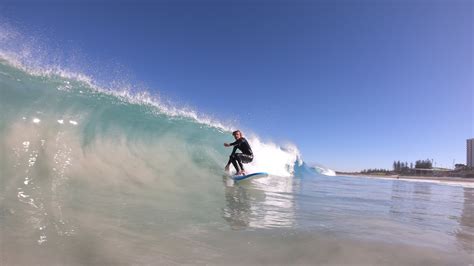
224, 143, 230, 147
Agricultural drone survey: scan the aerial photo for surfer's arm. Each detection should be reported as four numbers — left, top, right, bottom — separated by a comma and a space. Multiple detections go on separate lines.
229, 140, 238, 146
224, 139, 239, 147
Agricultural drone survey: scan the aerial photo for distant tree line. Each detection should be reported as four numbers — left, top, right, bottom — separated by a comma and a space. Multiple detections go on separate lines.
454, 164, 473, 171
359, 159, 437, 175
393, 161, 410, 172
361, 168, 390, 174
392, 159, 433, 173
357, 160, 473, 178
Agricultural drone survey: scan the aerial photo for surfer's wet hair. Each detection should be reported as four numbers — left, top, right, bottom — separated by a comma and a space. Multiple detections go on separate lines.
232, 130, 241, 136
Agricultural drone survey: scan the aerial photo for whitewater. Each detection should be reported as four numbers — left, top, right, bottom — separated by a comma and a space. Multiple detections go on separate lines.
1, 52, 473, 264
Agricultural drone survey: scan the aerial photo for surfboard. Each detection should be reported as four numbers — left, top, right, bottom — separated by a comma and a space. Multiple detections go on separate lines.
231, 172, 268, 181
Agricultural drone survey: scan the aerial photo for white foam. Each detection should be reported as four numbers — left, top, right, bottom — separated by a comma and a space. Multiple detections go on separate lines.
22, 141, 30, 149
244, 136, 301, 177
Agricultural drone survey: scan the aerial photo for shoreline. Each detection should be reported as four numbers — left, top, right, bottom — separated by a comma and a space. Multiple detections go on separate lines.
338, 173, 474, 188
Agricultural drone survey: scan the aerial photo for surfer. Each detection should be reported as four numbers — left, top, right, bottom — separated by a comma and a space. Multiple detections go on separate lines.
224, 130, 253, 175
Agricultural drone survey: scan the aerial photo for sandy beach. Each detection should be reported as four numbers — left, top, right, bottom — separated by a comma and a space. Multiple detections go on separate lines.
338, 173, 474, 188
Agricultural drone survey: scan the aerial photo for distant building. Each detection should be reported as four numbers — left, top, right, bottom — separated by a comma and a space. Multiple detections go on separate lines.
468, 138, 474, 168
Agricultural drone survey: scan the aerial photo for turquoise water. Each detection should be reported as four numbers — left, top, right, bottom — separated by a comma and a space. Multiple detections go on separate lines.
1, 59, 473, 265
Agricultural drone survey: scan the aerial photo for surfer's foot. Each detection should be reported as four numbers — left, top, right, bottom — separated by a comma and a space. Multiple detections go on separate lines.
237, 171, 246, 175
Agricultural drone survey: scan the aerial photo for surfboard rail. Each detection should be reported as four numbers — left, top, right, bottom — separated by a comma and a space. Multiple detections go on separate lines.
231, 172, 269, 181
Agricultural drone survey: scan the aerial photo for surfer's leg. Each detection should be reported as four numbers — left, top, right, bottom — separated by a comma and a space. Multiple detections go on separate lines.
241, 154, 253, 164
236, 153, 253, 173
229, 154, 241, 172
237, 159, 244, 172
236, 154, 253, 165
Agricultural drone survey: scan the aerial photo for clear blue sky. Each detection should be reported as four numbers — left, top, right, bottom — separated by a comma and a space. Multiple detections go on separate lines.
2, 0, 472, 171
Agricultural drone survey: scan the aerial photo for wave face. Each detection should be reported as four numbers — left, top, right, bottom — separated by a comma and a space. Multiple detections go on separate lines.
0, 56, 307, 187
0, 57, 302, 179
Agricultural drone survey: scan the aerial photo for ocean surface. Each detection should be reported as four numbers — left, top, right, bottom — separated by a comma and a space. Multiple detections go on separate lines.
1, 58, 473, 265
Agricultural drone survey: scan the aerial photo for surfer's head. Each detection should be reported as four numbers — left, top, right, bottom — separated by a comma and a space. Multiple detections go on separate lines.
232, 130, 242, 140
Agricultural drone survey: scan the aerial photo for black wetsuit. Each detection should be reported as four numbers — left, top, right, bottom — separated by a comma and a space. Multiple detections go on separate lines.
227, 138, 253, 173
